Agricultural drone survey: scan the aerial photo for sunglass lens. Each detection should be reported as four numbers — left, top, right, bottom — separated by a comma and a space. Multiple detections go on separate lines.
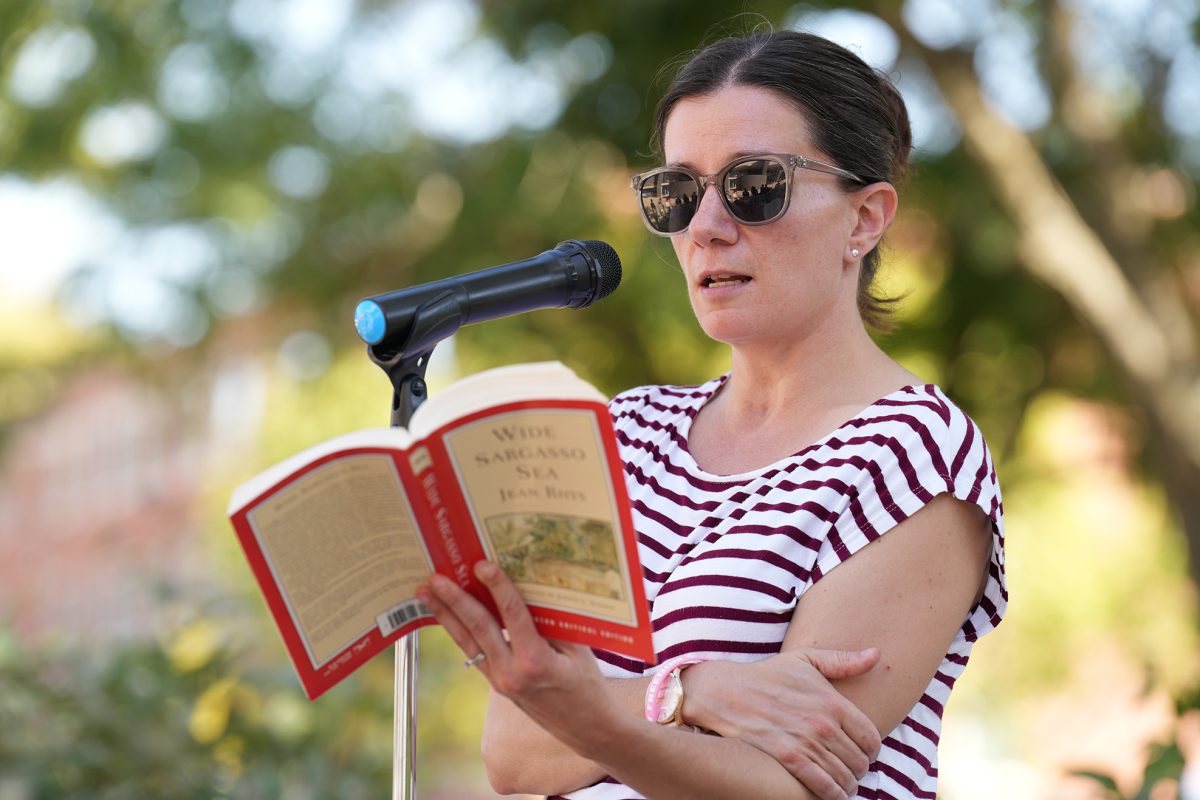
724, 159, 788, 223
639, 171, 700, 234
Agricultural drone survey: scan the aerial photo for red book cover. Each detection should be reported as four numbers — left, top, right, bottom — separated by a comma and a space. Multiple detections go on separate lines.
228, 362, 654, 699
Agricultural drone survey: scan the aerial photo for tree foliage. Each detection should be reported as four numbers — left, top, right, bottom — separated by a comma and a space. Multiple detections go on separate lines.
3, 0, 1200, 795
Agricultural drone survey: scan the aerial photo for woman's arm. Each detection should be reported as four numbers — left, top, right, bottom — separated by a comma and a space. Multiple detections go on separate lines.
421, 563, 845, 800
480, 678, 643, 795
477, 647, 883, 796
548, 690, 853, 800
681, 493, 992, 766
424, 492, 990, 799
481, 651, 881, 798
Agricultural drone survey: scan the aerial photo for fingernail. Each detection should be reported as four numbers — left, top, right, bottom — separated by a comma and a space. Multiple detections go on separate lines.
475, 561, 498, 580
859, 648, 878, 658
430, 574, 452, 591
415, 587, 431, 604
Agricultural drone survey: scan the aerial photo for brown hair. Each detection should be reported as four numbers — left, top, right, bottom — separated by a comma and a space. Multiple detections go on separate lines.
653, 30, 912, 331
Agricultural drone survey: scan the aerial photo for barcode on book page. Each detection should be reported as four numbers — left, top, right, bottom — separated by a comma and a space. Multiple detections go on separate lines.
376, 600, 432, 636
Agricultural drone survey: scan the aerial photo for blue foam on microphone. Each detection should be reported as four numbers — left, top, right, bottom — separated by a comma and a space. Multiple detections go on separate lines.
354, 300, 386, 344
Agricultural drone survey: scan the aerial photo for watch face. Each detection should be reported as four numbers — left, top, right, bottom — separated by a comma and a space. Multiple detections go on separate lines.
656, 672, 683, 724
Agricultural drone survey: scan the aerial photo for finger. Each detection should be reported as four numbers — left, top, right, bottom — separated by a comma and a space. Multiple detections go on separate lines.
426, 572, 512, 671
820, 724, 872, 781
839, 702, 882, 763
787, 757, 849, 800
794, 647, 881, 760
794, 724, 859, 796
416, 585, 484, 664
473, 561, 542, 647
802, 647, 880, 681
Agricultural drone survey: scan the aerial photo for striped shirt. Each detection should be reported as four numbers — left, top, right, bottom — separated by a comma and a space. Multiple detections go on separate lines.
554, 377, 1007, 800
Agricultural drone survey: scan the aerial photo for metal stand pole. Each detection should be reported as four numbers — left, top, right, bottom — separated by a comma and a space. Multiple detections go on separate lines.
392, 634, 419, 800
381, 355, 431, 800
362, 290, 461, 800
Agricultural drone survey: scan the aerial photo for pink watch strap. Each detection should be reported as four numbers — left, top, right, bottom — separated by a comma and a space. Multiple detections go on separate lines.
643, 655, 709, 722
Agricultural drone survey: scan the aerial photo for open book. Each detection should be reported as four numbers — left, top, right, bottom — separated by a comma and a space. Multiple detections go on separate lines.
227, 361, 654, 699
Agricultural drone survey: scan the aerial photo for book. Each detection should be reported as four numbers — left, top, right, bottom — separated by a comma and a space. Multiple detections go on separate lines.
227, 361, 654, 699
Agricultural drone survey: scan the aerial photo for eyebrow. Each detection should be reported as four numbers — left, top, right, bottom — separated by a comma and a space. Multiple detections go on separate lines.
666, 151, 770, 170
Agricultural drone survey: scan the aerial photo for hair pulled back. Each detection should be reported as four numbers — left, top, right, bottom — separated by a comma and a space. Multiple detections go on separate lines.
653, 30, 912, 331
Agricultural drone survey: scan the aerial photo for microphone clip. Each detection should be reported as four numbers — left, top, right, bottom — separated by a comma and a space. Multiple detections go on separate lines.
367, 291, 464, 428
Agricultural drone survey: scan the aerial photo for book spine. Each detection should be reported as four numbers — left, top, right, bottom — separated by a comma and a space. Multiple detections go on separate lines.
416, 458, 473, 587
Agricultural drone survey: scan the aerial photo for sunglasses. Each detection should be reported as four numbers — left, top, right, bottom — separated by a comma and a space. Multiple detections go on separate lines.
630, 153, 865, 236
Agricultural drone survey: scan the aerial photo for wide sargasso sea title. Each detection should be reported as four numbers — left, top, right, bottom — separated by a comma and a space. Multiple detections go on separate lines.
473, 422, 592, 504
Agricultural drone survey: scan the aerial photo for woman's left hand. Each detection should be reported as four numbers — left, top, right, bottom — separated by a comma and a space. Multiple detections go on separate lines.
417, 561, 617, 752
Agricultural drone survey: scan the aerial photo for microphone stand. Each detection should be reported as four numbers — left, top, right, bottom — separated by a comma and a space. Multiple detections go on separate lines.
364, 291, 464, 800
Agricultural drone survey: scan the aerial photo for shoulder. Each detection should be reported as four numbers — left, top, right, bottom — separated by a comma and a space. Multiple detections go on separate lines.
609, 380, 719, 409
809, 382, 1007, 636
803, 382, 1002, 575
608, 378, 723, 426
849, 384, 997, 499
860, 383, 962, 448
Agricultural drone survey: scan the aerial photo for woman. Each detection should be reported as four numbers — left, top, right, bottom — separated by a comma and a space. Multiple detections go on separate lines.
418, 29, 1006, 800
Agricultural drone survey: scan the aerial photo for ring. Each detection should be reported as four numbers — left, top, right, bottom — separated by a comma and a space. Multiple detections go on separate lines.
464, 652, 487, 668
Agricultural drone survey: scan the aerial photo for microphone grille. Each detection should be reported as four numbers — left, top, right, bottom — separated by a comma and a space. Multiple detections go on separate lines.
579, 239, 622, 301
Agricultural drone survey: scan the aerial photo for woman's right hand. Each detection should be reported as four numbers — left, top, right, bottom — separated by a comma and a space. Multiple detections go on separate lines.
683, 647, 882, 800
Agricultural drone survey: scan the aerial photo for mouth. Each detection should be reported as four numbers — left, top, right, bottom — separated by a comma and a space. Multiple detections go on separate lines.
700, 273, 752, 289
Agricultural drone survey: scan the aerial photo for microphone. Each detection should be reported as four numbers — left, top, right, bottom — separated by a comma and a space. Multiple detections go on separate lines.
353, 239, 622, 351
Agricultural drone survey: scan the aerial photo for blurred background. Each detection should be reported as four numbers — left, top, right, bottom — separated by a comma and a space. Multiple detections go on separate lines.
2, 0, 1199, 797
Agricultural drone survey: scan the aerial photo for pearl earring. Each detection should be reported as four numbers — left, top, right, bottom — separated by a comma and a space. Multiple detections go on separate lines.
851, 248, 860, 258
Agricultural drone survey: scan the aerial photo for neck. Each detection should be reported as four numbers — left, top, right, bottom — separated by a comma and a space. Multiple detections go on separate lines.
720, 308, 904, 425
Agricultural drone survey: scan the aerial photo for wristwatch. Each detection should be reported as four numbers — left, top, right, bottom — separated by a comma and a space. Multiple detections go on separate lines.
644, 656, 708, 726
656, 667, 687, 725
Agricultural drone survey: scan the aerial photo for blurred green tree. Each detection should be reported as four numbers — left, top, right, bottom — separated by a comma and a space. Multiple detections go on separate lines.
478, 0, 1200, 587
4, 0, 1195, 560
4, 0, 1200, 795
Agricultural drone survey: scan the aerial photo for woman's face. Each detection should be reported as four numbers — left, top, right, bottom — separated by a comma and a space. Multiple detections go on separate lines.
662, 84, 862, 348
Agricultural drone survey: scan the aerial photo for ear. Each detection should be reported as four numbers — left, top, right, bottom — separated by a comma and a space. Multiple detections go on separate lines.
845, 182, 898, 262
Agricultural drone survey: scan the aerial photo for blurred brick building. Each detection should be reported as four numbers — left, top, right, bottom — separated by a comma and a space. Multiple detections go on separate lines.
0, 368, 209, 641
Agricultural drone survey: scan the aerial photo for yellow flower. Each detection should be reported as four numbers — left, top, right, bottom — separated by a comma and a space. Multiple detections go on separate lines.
167, 619, 222, 673
190, 678, 236, 744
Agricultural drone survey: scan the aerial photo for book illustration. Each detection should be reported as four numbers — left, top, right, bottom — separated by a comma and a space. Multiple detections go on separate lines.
483, 512, 623, 600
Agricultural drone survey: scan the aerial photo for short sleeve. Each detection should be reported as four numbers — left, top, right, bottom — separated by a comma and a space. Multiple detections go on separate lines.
809, 385, 1007, 641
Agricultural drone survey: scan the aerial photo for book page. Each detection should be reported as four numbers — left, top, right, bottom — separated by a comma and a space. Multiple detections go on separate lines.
442, 407, 635, 624
246, 453, 431, 667
228, 427, 412, 515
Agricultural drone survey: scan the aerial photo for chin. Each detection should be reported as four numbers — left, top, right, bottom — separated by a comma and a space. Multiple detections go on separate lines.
696, 317, 765, 345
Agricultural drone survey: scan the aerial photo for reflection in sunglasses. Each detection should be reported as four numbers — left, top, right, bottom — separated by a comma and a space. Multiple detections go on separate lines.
631, 153, 863, 235
640, 162, 789, 232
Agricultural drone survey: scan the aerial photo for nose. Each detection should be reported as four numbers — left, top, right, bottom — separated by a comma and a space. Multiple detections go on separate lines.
686, 178, 739, 247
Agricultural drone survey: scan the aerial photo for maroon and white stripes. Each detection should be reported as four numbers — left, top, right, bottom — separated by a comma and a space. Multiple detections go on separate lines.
555, 378, 1007, 800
